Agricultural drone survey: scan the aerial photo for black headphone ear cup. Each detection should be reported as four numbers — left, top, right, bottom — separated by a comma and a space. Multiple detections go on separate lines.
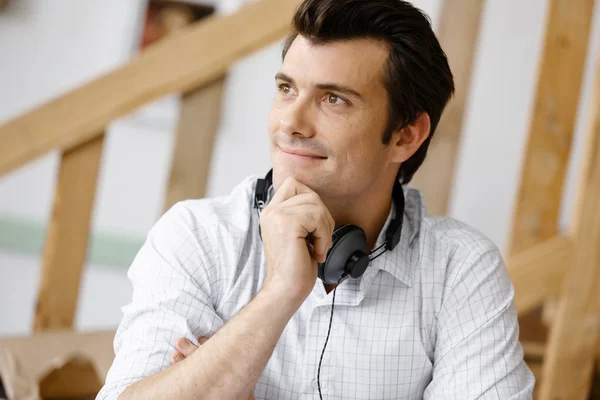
319, 225, 368, 284
330, 224, 356, 248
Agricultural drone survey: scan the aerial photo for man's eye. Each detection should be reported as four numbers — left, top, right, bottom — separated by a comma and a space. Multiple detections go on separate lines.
327, 94, 345, 105
278, 84, 295, 95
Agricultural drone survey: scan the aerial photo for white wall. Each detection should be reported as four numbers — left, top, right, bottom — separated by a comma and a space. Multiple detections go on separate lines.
1, 0, 599, 336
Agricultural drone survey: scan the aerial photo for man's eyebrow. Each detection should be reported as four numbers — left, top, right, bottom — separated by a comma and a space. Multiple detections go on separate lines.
275, 72, 364, 100
275, 72, 295, 83
315, 83, 363, 100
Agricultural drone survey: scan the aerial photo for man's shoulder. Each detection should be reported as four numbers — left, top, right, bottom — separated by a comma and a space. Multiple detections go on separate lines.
405, 187, 502, 265
166, 175, 259, 225
151, 175, 260, 246
406, 187, 509, 293
423, 215, 498, 255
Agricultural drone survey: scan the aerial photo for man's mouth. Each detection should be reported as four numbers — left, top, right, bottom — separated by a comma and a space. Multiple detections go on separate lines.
278, 145, 327, 159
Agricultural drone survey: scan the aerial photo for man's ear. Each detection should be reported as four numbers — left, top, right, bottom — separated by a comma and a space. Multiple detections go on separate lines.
390, 112, 431, 163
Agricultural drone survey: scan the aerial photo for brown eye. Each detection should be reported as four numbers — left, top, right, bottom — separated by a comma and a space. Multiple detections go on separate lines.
328, 94, 339, 104
278, 84, 293, 94
278, 84, 296, 96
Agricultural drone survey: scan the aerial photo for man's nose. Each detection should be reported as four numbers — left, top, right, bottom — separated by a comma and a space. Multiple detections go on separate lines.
280, 97, 316, 138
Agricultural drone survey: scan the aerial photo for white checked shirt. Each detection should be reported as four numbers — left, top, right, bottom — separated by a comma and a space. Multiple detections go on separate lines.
97, 175, 534, 400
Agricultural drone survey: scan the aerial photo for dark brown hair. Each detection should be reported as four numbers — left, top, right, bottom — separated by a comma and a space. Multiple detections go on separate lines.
282, 0, 455, 184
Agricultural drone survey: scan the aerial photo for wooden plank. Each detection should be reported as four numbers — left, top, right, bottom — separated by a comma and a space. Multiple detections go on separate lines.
34, 135, 104, 332
163, 77, 226, 210
521, 340, 546, 360
539, 49, 600, 399
526, 360, 543, 400
509, 0, 595, 254
0, 330, 115, 382
410, 0, 484, 215
39, 355, 103, 399
0, 0, 299, 178
506, 235, 571, 315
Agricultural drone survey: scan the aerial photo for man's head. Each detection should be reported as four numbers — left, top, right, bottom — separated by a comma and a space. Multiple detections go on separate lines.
268, 0, 454, 205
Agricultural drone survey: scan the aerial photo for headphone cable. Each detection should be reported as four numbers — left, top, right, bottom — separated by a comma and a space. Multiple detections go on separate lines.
368, 244, 388, 263
317, 274, 345, 400
317, 243, 388, 398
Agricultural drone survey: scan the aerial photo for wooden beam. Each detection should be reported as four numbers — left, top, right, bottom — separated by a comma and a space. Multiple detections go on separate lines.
0, 330, 115, 382
39, 355, 102, 399
410, 0, 484, 215
506, 235, 571, 316
509, 0, 595, 254
163, 77, 225, 210
34, 134, 104, 331
521, 340, 546, 360
0, 0, 299, 178
540, 48, 600, 399
527, 360, 543, 400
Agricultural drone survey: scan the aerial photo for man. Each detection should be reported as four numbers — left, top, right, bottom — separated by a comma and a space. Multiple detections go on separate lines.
97, 0, 535, 398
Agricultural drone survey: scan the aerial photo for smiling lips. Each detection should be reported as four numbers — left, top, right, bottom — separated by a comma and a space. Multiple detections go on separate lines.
279, 145, 327, 159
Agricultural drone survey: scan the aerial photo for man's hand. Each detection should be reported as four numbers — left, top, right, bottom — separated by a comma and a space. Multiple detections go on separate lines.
259, 177, 334, 302
169, 336, 207, 365
170, 335, 256, 400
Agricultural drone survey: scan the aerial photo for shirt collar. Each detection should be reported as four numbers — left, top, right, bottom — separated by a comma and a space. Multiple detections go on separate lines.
361, 186, 421, 289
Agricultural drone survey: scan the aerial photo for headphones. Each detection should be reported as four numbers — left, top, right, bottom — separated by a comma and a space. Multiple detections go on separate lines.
254, 170, 405, 284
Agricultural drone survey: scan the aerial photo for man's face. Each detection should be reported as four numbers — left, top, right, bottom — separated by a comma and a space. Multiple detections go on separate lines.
268, 36, 399, 201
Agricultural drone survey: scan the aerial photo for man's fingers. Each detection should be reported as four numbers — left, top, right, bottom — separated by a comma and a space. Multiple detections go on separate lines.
269, 176, 315, 205
170, 351, 184, 365
171, 336, 208, 365
288, 207, 332, 260
280, 193, 334, 230
176, 337, 198, 357
277, 199, 333, 259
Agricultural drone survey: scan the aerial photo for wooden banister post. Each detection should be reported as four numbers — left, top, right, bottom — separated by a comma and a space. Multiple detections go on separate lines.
507, 235, 571, 316
164, 77, 226, 210
410, 0, 485, 215
539, 46, 600, 399
503, 1, 595, 387
34, 134, 105, 332
509, 0, 595, 254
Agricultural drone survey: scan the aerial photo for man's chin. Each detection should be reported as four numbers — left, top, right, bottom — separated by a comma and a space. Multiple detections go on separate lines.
273, 166, 321, 190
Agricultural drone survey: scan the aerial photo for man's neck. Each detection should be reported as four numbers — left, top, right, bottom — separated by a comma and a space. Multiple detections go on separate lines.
320, 181, 396, 295
325, 185, 394, 252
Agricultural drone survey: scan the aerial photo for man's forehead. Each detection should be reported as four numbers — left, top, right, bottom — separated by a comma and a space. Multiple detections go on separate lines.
281, 36, 389, 89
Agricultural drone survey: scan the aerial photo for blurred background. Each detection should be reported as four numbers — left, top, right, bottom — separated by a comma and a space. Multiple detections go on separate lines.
0, 0, 598, 370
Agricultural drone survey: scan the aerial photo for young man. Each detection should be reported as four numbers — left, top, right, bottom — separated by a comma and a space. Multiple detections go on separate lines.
98, 0, 534, 399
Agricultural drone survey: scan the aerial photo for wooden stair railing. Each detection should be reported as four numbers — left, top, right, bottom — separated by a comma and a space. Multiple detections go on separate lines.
0, 0, 301, 333
0, 0, 299, 179
410, 0, 485, 216
34, 134, 105, 331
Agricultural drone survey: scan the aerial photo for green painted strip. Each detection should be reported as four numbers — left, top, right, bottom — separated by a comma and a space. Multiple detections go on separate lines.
0, 215, 144, 269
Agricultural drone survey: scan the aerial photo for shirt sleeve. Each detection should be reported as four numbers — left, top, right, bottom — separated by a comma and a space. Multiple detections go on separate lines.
424, 246, 535, 399
96, 202, 225, 400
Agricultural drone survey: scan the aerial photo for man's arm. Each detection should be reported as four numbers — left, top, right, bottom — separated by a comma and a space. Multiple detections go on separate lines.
95, 202, 227, 399
424, 245, 535, 399
119, 284, 302, 400
98, 178, 333, 400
